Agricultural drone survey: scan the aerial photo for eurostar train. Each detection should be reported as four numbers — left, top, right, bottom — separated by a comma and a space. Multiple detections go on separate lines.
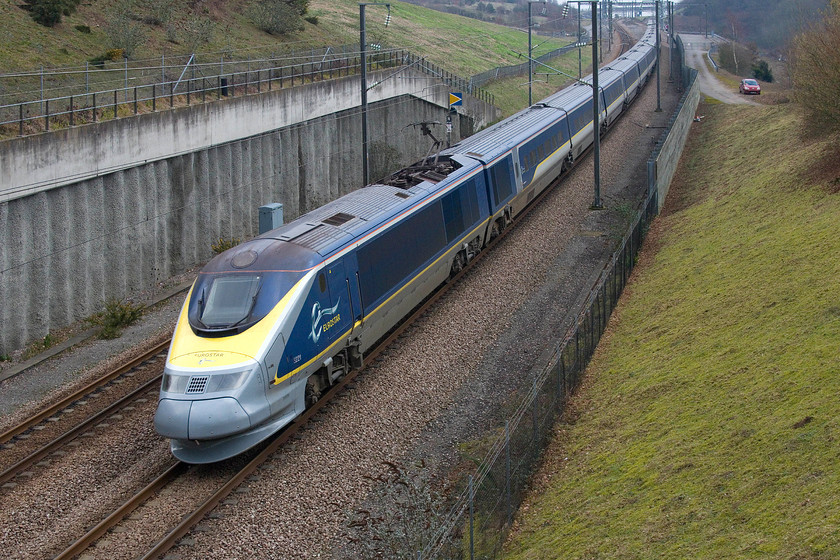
154, 23, 659, 463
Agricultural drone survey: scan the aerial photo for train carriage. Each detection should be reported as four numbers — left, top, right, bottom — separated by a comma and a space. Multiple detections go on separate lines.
155, 22, 661, 463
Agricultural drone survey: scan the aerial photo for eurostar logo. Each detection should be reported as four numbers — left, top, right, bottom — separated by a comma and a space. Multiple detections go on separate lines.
309, 299, 340, 343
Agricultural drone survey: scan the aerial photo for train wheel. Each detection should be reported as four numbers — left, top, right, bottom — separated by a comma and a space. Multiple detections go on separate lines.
305, 376, 322, 408
489, 219, 502, 241
449, 251, 466, 278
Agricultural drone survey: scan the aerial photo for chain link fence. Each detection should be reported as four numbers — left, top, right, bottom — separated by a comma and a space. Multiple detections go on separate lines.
416, 189, 659, 559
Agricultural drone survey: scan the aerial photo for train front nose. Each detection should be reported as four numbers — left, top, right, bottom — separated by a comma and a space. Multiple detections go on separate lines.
154, 364, 263, 441
155, 396, 251, 440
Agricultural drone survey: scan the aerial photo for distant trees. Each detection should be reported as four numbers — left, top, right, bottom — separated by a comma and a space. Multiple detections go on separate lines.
751, 60, 773, 83
791, 0, 840, 132
678, 0, 830, 51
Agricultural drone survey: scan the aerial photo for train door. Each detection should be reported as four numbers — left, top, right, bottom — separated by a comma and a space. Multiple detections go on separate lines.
340, 252, 363, 329
510, 147, 524, 193
321, 260, 352, 344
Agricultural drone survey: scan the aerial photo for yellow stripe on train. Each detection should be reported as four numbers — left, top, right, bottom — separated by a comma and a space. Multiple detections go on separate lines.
169, 277, 308, 368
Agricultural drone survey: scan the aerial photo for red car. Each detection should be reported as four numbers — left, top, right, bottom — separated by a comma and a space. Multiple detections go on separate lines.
739, 78, 761, 95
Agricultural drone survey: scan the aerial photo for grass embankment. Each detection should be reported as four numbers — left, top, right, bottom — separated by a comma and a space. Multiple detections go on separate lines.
503, 102, 840, 558
0, 0, 584, 118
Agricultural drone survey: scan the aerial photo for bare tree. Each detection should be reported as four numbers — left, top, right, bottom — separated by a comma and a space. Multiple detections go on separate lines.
791, 1, 840, 132
105, 0, 146, 58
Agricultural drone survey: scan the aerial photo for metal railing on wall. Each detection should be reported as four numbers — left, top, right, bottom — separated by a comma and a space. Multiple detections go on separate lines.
409, 51, 700, 560
0, 47, 494, 139
468, 40, 584, 89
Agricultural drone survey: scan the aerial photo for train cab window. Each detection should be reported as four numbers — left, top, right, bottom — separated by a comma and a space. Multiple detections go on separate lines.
318, 273, 327, 293
200, 275, 261, 328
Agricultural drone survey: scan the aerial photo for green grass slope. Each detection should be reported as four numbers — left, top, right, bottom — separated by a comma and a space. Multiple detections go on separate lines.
1, 0, 575, 116
502, 102, 840, 559
0, 0, 568, 81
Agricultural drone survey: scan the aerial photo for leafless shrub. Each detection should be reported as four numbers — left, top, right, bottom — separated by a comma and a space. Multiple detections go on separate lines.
341, 460, 455, 559
105, 0, 146, 58
790, 2, 840, 133
248, 0, 305, 35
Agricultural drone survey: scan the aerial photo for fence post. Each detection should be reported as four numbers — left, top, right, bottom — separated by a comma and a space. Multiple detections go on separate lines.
152, 84, 156, 112
505, 421, 511, 526
600, 282, 606, 335
70, 96, 74, 127
257, 69, 261, 93
113, 89, 118, 119
45, 99, 49, 132
469, 475, 475, 560
560, 354, 566, 404
19, 104, 23, 136
93, 92, 97, 123
134, 87, 137, 114
170, 82, 174, 108
532, 376, 538, 444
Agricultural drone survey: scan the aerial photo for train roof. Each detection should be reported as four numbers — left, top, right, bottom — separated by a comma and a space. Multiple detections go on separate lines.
446, 82, 598, 164
606, 56, 641, 74
247, 154, 483, 265
540, 81, 594, 109
444, 103, 564, 164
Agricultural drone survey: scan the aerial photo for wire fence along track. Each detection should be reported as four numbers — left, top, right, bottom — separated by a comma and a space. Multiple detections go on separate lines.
416, 49, 699, 560
422, 188, 659, 560
468, 39, 586, 88
0, 47, 494, 139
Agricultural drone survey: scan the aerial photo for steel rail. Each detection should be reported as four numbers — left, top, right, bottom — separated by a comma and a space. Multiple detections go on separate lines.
0, 339, 170, 445
53, 461, 187, 560
0, 373, 163, 486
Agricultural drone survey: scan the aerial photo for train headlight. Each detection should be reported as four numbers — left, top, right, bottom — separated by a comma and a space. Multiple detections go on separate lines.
206, 369, 252, 392
161, 373, 190, 393
161, 369, 252, 395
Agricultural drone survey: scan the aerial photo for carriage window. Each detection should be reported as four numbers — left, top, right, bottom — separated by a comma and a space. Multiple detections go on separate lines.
318, 273, 327, 293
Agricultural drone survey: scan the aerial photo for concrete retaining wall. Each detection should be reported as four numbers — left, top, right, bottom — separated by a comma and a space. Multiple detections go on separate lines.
649, 70, 700, 211
0, 71, 499, 353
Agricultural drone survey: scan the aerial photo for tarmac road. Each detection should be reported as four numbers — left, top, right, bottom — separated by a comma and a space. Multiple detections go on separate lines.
680, 33, 759, 105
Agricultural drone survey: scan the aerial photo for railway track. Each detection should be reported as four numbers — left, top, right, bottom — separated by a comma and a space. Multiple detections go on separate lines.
0, 340, 169, 485
45, 148, 581, 559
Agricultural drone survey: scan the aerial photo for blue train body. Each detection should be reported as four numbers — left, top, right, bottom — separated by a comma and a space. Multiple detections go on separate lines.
154, 23, 659, 463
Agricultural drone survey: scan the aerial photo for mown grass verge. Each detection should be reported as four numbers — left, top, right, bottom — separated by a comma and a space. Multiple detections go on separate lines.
502, 102, 840, 559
